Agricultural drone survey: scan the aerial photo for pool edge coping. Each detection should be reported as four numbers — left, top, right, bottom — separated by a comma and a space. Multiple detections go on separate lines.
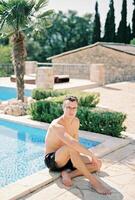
0, 114, 131, 200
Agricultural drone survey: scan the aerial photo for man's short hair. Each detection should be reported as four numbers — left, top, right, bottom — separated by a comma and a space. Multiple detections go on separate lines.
63, 96, 78, 104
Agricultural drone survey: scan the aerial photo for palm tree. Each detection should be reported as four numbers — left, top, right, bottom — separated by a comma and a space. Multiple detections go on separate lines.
0, 0, 53, 101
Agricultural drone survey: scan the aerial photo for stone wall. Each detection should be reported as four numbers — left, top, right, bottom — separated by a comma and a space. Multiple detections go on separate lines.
36, 67, 54, 89
53, 63, 90, 79
90, 64, 105, 86
25, 61, 37, 75
51, 45, 135, 84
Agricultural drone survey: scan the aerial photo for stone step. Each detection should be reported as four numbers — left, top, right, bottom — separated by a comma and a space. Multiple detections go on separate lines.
54, 79, 98, 91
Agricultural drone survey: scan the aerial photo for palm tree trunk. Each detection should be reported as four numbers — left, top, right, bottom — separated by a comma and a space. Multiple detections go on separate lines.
12, 32, 27, 101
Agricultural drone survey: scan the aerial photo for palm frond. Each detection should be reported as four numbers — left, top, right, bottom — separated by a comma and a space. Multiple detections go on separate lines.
34, 0, 48, 11
0, 29, 15, 39
0, 18, 6, 30
37, 9, 54, 18
0, 0, 53, 35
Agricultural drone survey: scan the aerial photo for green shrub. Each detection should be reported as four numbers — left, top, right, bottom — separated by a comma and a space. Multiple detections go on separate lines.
77, 107, 126, 137
28, 99, 126, 137
46, 95, 66, 104
44, 92, 100, 107
29, 89, 126, 137
0, 64, 13, 77
32, 88, 66, 100
0, 45, 13, 77
28, 100, 63, 123
130, 38, 135, 45
0, 68, 7, 77
77, 92, 100, 107
0, 45, 11, 63
32, 89, 99, 108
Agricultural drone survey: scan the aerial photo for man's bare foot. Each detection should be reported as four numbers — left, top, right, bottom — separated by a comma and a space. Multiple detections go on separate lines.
61, 171, 72, 187
92, 180, 111, 195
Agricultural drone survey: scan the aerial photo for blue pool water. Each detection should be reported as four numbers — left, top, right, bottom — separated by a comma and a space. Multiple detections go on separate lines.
0, 119, 100, 188
0, 86, 31, 100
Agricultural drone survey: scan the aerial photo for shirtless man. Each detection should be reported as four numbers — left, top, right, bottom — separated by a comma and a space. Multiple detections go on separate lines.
44, 96, 111, 195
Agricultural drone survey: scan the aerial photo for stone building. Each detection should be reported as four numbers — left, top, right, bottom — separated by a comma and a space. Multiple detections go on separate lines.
47, 42, 135, 84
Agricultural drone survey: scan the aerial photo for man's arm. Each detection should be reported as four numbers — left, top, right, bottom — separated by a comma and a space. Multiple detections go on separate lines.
73, 118, 79, 141
51, 122, 95, 158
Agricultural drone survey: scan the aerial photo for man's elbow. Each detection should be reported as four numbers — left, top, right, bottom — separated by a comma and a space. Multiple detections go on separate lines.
67, 139, 78, 149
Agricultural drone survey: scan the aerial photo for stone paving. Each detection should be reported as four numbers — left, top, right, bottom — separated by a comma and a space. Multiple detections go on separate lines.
20, 141, 135, 200
19, 81, 135, 200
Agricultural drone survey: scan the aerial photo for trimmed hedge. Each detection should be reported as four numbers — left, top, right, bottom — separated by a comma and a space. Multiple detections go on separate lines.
32, 88, 100, 107
32, 88, 66, 100
28, 100, 126, 137
28, 100, 63, 123
39, 91, 100, 108
77, 92, 100, 107
77, 107, 126, 137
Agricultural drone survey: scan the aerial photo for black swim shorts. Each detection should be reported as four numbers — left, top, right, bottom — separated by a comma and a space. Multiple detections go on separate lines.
44, 152, 76, 172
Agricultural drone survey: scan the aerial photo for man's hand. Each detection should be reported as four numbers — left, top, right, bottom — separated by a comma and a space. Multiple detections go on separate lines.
92, 155, 98, 163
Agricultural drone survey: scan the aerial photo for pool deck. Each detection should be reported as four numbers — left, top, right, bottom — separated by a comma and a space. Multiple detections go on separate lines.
0, 77, 98, 91
21, 139, 135, 200
0, 78, 135, 200
0, 114, 132, 200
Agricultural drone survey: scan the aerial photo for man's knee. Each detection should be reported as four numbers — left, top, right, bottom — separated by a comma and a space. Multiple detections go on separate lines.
55, 145, 70, 164
68, 147, 79, 157
92, 158, 102, 171
97, 159, 102, 171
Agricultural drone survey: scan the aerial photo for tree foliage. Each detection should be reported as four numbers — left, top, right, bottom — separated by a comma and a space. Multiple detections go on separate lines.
130, 38, 135, 45
127, 24, 132, 43
103, 0, 115, 42
26, 10, 93, 62
92, 1, 101, 43
1, 0, 134, 71
117, 0, 128, 43
132, 0, 135, 38
0, 0, 53, 101
0, 45, 11, 63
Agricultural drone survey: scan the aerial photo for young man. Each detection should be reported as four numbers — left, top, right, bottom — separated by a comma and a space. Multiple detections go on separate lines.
44, 96, 111, 195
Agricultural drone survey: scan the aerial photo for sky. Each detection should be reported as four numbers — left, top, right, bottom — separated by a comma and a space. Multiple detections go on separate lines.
47, 0, 134, 31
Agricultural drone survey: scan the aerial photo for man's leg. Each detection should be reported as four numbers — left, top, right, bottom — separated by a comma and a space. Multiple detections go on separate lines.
65, 154, 102, 179
55, 145, 111, 195
61, 161, 101, 188
55, 146, 101, 170
55, 145, 100, 186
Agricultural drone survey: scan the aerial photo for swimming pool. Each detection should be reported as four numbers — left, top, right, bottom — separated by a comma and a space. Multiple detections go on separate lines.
0, 119, 100, 188
0, 86, 31, 100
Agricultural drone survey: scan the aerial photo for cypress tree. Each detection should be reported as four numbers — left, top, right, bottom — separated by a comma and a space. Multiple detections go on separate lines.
117, 0, 128, 43
132, 0, 135, 38
103, 0, 115, 42
92, 1, 101, 43
127, 24, 132, 43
